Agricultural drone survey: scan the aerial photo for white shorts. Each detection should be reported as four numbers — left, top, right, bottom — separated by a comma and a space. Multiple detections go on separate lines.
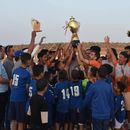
114, 119, 124, 129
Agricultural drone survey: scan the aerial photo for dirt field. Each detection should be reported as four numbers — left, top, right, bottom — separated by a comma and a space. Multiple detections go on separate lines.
13, 42, 130, 55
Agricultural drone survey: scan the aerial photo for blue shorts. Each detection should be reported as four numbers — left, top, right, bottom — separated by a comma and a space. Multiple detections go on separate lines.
79, 108, 87, 124
55, 111, 69, 124
92, 118, 110, 130
9, 101, 26, 123
70, 109, 79, 124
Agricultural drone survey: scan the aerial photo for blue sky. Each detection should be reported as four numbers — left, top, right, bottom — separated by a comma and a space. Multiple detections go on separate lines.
0, 0, 130, 45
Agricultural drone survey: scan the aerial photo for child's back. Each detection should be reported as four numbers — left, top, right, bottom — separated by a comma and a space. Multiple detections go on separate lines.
30, 94, 48, 127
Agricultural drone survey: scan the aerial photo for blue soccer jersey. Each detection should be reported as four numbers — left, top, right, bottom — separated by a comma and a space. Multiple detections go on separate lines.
69, 80, 83, 109
54, 80, 70, 113
10, 67, 31, 102
26, 79, 37, 112
44, 85, 55, 128
28, 79, 37, 99
114, 94, 126, 123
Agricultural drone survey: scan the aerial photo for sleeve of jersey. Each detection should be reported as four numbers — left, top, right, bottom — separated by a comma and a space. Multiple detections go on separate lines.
53, 83, 59, 98
110, 89, 115, 119
81, 84, 94, 109
89, 60, 101, 68
27, 72, 31, 84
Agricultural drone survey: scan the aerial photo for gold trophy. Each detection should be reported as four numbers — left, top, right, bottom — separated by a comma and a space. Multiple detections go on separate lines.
64, 16, 80, 47
31, 18, 42, 32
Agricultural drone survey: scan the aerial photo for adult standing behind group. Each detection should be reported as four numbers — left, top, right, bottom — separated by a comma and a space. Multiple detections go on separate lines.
0, 46, 9, 130
3, 45, 14, 130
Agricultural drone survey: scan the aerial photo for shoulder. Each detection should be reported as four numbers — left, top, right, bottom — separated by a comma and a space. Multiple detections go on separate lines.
89, 60, 101, 68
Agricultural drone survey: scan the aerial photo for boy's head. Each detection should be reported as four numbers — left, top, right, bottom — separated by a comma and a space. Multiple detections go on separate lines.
32, 64, 44, 78
58, 69, 68, 81
14, 50, 24, 61
90, 46, 101, 53
102, 64, 113, 75
38, 49, 48, 64
98, 65, 108, 79
21, 53, 31, 67
115, 81, 126, 93
89, 50, 100, 60
78, 70, 85, 80
88, 67, 98, 79
71, 69, 79, 81
36, 78, 48, 93
124, 46, 130, 56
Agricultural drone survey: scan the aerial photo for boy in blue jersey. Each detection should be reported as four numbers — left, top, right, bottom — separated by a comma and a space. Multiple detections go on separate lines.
114, 81, 126, 130
9, 53, 31, 130
43, 72, 55, 129
78, 68, 98, 130
26, 64, 44, 129
30, 78, 48, 130
54, 70, 70, 130
102, 64, 113, 85
69, 69, 83, 130
26, 64, 44, 110
83, 65, 114, 130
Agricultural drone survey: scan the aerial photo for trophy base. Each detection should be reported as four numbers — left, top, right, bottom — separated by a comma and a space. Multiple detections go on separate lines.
71, 40, 80, 48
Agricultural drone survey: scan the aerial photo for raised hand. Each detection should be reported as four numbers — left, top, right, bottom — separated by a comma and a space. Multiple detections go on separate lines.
104, 36, 110, 44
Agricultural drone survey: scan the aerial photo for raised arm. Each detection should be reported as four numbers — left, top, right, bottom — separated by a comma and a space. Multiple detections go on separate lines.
64, 48, 74, 70
75, 49, 87, 77
104, 36, 117, 64
31, 36, 46, 57
77, 44, 89, 65
27, 31, 36, 54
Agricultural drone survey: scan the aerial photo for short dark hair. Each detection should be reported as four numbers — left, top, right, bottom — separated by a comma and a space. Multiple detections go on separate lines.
32, 64, 43, 77
36, 78, 48, 92
71, 69, 79, 80
90, 46, 101, 53
90, 67, 98, 77
120, 51, 129, 63
117, 81, 126, 93
78, 70, 85, 80
38, 49, 48, 59
98, 65, 108, 78
124, 46, 130, 50
58, 70, 68, 81
102, 64, 113, 75
91, 50, 100, 60
21, 53, 31, 64
5, 45, 13, 55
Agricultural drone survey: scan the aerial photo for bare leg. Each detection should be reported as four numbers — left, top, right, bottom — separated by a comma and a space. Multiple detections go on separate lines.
79, 124, 84, 130
64, 123, 69, 130
10, 120, 17, 130
69, 123, 73, 130
55, 122, 60, 130
18, 123, 24, 130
